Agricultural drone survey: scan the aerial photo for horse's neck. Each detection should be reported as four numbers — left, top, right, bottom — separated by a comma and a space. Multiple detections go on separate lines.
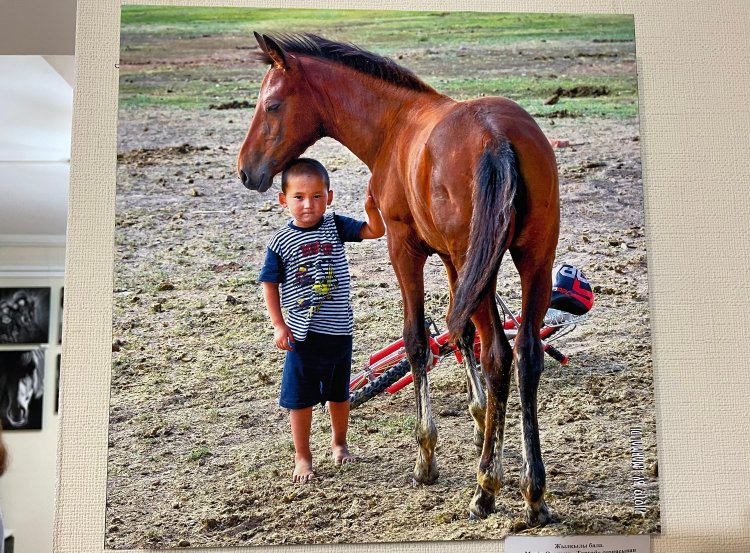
305, 61, 445, 169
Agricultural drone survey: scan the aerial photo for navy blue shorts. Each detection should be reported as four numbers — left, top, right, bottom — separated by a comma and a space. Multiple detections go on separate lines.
279, 331, 353, 409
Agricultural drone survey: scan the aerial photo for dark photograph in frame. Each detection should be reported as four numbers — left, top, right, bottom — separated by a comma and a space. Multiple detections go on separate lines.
0, 349, 45, 430
0, 287, 51, 345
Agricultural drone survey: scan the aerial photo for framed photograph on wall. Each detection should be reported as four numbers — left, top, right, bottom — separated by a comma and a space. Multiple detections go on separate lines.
0, 349, 45, 430
107, 6, 658, 549
0, 287, 51, 344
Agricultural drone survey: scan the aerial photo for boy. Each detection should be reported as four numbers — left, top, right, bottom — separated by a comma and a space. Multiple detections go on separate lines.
258, 158, 385, 483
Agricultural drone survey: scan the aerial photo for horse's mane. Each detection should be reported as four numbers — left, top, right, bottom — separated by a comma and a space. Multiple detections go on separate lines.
254, 33, 435, 93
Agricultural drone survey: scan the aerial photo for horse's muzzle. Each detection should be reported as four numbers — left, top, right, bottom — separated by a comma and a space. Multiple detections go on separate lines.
238, 168, 272, 193
238, 168, 254, 189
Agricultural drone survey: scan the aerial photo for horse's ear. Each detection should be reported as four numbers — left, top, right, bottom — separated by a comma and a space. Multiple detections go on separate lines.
254, 31, 268, 52
261, 34, 289, 71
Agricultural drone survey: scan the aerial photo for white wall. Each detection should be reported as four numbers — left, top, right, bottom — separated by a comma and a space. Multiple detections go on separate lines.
0, 243, 66, 553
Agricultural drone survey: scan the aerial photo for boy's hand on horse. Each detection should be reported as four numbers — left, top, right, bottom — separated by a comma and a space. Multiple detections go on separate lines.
364, 181, 377, 210
360, 181, 386, 240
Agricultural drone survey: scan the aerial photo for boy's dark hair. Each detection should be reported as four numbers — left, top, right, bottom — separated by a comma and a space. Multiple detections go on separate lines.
281, 158, 330, 193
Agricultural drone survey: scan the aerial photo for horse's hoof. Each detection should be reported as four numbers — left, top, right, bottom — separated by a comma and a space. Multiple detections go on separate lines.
469, 485, 495, 519
413, 460, 439, 485
525, 500, 552, 527
468, 511, 481, 521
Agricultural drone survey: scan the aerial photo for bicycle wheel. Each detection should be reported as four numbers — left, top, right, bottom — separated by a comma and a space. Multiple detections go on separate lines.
349, 358, 411, 409
350, 347, 406, 392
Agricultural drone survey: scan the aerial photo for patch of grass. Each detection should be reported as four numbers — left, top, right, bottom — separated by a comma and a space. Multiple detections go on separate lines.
188, 446, 212, 461
354, 279, 383, 289
120, 69, 638, 116
429, 75, 638, 119
521, 97, 639, 120
176, 420, 191, 432
184, 270, 219, 291
107, 465, 124, 477
274, 437, 295, 454
219, 274, 258, 290
365, 414, 416, 439
216, 379, 237, 395
121, 6, 377, 36
133, 412, 158, 424
433, 75, 636, 100
119, 69, 262, 110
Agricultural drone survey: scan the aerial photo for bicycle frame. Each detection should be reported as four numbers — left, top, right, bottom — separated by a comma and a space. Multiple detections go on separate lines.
349, 292, 590, 403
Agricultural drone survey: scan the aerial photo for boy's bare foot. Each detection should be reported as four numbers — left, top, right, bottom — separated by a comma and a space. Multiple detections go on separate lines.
293, 455, 315, 483
332, 444, 355, 466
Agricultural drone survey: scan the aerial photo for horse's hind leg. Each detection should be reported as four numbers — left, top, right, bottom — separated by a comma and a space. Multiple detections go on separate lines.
468, 289, 514, 519
442, 256, 486, 450
389, 226, 438, 484
511, 250, 554, 526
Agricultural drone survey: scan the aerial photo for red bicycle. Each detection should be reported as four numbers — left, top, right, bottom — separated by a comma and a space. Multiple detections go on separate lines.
349, 264, 594, 409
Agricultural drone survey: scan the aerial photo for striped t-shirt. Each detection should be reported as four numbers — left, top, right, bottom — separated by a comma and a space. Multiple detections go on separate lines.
258, 213, 364, 341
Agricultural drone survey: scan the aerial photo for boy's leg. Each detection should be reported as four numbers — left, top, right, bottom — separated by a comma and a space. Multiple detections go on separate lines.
317, 333, 354, 466
328, 400, 354, 465
290, 406, 315, 482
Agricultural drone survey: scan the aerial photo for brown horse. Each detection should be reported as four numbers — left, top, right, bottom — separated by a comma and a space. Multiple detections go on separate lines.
237, 33, 559, 525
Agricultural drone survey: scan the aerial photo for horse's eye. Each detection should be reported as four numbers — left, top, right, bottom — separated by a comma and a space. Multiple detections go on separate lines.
266, 102, 281, 113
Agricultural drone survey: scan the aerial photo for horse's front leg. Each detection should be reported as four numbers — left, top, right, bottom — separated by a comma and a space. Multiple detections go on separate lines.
441, 255, 486, 451
388, 226, 438, 484
459, 320, 486, 452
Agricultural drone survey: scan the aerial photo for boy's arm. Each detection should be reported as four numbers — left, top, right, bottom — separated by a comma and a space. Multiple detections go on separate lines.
262, 281, 294, 351
359, 182, 386, 240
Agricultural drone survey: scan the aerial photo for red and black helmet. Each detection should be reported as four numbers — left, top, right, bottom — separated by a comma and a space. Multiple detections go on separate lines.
550, 264, 594, 315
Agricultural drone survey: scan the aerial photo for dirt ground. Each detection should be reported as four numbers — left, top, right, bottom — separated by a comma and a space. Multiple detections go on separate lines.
106, 36, 659, 548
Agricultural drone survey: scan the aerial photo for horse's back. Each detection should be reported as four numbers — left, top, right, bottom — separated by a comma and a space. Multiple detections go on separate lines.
413, 95, 558, 255
423, 97, 557, 192
431, 96, 555, 171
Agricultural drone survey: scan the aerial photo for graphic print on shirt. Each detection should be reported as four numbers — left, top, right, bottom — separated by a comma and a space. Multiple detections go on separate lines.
295, 243, 339, 318
294, 262, 314, 286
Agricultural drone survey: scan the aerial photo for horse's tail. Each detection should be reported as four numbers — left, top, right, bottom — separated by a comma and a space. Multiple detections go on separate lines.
446, 141, 518, 340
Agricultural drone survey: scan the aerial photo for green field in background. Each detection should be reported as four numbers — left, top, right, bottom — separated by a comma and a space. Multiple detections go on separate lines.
119, 7, 638, 119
